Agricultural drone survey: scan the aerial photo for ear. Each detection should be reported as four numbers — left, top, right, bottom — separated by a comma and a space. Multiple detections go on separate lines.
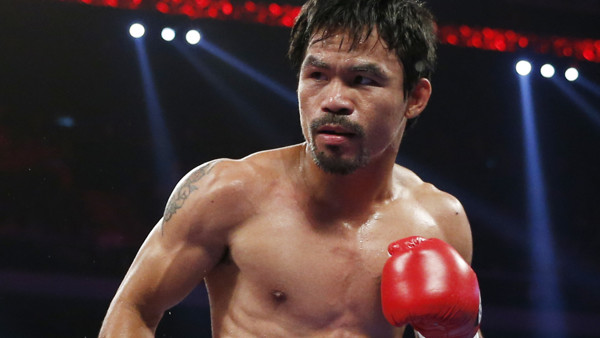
404, 78, 432, 119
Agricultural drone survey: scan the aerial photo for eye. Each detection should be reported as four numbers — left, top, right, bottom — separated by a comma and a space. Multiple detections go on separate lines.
310, 72, 327, 81
354, 75, 377, 86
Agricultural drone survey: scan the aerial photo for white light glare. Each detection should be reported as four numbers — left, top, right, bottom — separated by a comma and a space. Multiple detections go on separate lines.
565, 67, 579, 82
516, 60, 532, 76
186, 29, 201, 45
161, 27, 176, 42
540, 64, 555, 78
129, 23, 145, 38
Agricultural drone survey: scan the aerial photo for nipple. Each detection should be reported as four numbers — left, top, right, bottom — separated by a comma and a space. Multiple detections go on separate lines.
271, 290, 287, 303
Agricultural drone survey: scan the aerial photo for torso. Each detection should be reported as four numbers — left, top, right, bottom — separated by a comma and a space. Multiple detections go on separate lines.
204, 145, 468, 337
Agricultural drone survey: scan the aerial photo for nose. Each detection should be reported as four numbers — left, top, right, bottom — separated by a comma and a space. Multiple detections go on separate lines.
321, 80, 354, 115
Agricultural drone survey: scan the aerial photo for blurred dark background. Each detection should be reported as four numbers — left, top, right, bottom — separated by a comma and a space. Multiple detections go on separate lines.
1, 0, 599, 337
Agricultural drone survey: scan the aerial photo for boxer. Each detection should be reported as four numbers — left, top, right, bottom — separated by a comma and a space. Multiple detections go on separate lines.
100, 0, 482, 337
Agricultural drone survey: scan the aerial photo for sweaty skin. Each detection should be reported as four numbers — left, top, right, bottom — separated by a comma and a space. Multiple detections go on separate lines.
100, 32, 474, 338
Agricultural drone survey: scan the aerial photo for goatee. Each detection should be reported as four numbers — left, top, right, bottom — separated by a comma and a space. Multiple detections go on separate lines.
308, 115, 368, 175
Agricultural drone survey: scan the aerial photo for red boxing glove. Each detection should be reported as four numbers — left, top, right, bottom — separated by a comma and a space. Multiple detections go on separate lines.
381, 236, 481, 338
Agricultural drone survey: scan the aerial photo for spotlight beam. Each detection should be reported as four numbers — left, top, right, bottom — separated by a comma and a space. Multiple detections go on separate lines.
576, 76, 600, 99
396, 155, 529, 246
196, 40, 297, 105
173, 41, 289, 146
518, 74, 567, 337
133, 38, 180, 196
551, 77, 600, 128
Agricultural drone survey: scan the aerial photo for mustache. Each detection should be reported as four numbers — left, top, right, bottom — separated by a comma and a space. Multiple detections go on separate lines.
309, 115, 365, 136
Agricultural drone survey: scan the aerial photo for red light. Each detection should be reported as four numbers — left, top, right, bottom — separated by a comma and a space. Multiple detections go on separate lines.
289, 7, 301, 19
156, 2, 169, 13
222, 2, 233, 15
81, 0, 92, 4
281, 15, 294, 27
562, 47, 573, 57
459, 25, 471, 37
583, 49, 595, 61
181, 4, 195, 17
482, 28, 494, 40
208, 7, 218, 18
471, 36, 483, 48
505, 30, 517, 42
553, 38, 567, 52
446, 34, 458, 45
269, 3, 282, 16
257, 10, 267, 23
104, 0, 117, 7
494, 38, 506, 51
245, 1, 256, 12
518, 37, 529, 48
196, 0, 210, 7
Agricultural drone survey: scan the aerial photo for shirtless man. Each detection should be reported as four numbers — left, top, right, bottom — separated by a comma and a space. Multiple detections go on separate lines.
100, 0, 482, 337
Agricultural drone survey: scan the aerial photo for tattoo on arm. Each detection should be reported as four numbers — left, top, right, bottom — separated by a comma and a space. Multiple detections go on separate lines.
162, 162, 216, 230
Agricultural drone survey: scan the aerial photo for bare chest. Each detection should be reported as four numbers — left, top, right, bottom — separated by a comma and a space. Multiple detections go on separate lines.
220, 197, 439, 332
234, 213, 389, 302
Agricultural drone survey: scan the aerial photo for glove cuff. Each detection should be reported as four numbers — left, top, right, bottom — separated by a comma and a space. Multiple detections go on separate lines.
414, 330, 481, 338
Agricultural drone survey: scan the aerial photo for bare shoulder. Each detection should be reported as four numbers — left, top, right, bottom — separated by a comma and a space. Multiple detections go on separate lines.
162, 145, 299, 234
393, 165, 473, 263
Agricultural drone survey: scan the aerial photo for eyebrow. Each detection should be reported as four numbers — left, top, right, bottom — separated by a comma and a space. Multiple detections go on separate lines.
350, 63, 389, 81
303, 55, 329, 70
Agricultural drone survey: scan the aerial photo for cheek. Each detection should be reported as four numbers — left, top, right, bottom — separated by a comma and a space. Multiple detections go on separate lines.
298, 87, 313, 137
365, 100, 406, 142
298, 83, 318, 110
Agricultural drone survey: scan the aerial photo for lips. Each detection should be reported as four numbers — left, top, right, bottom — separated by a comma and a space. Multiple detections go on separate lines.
310, 116, 365, 145
317, 124, 355, 137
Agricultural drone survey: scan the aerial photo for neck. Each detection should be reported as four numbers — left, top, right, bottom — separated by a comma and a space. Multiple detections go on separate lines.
297, 143, 398, 218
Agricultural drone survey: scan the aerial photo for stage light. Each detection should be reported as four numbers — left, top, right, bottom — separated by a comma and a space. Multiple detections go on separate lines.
516, 60, 532, 76
245, 1, 256, 12
268, 3, 282, 16
540, 64, 555, 78
565, 67, 579, 82
161, 27, 176, 41
186, 29, 201, 45
129, 23, 145, 38
222, 2, 233, 15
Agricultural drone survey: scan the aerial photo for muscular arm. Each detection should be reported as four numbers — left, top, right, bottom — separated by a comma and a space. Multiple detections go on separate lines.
99, 160, 247, 336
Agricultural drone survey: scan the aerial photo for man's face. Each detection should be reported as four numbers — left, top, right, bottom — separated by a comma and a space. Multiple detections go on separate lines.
297, 30, 411, 175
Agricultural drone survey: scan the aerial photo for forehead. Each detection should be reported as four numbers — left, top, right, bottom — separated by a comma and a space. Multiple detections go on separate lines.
305, 30, 401, 67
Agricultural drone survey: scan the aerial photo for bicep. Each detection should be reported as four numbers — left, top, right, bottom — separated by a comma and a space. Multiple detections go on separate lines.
111, 159, 252, 323
114, 217, 226, 324
112, 162, 237, 323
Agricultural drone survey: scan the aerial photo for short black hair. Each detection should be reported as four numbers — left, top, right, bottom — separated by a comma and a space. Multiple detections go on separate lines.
289, 0, 437, 124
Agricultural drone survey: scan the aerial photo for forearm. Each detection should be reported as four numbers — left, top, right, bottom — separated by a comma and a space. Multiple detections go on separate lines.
99, 301, 161, 338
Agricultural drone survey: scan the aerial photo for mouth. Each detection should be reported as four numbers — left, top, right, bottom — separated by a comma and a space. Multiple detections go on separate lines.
309, 116, 365, 146
316, 125, 356, 137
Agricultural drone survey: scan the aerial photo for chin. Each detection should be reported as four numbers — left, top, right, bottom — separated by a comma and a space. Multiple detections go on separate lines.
310, 145, 369, 175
